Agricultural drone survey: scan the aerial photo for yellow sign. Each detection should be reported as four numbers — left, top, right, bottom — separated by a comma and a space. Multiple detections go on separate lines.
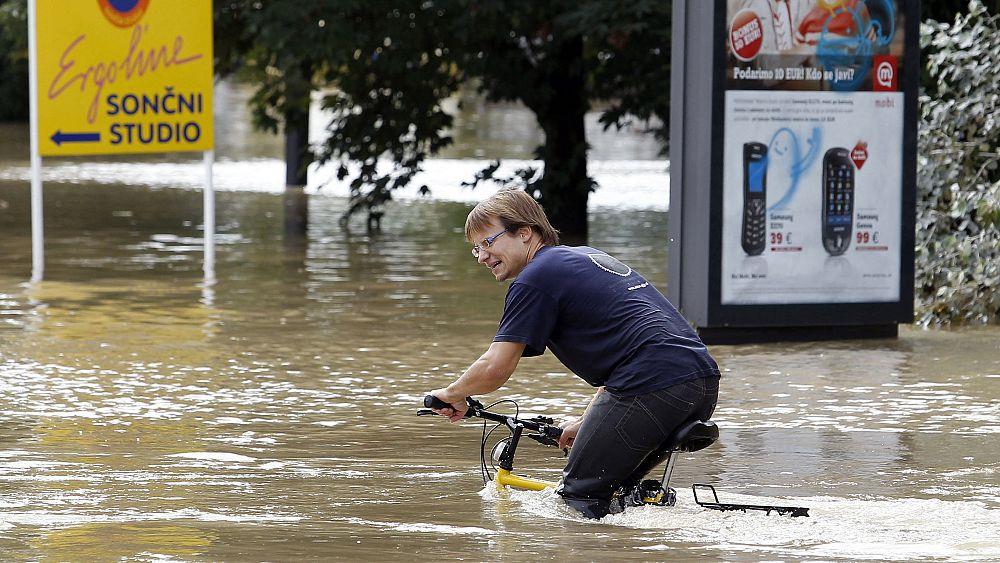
35, 0, 213, 156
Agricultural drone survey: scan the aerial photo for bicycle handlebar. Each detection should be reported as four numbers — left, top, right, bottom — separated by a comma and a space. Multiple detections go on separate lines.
424, 394, 460, 411
420, 394, 477, 419
420, 394, 563, 439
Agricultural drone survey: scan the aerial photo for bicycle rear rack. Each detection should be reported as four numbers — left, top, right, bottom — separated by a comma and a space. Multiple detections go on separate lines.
692, 483, 810, 517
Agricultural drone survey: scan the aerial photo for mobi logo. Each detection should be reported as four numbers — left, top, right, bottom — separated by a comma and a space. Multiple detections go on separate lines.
99, 0, 150, 28
873, 55, 897, 91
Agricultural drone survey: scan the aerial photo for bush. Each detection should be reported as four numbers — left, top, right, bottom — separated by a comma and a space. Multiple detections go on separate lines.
0, 0, 29, 121
916, 0, 1000, 325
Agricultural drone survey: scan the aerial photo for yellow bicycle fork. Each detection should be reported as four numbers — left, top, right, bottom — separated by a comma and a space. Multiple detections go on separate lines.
495, 468, 666, 505
495, 468, 555, 492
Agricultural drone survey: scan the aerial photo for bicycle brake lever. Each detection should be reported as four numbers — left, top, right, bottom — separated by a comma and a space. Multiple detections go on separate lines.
526, 433, 559, 447
537, 425, 568, 456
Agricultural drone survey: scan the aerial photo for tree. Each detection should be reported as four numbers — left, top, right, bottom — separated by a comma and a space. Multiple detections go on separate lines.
452, 1, 670, 240
214, 1, 669, 240
214, 2, 337, 235
4, 1, 994, 249
215, 1, 462, 233
311, 3, 463, 226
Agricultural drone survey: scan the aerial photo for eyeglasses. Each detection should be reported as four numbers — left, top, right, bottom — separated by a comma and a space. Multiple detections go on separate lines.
471, 227, 512, 258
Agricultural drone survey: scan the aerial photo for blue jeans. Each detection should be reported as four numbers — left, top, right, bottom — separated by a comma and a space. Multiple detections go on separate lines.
557, 375, 720, 518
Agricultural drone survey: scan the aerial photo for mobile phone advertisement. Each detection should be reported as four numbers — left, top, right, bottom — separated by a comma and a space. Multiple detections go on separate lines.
720, 0, 906, 305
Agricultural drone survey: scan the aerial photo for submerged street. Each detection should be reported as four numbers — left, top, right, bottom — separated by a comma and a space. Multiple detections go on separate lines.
0, 84, 997, 560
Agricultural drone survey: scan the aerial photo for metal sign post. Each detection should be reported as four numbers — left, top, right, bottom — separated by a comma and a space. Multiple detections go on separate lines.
203, 149, 215, 283
27, 0, 43, 282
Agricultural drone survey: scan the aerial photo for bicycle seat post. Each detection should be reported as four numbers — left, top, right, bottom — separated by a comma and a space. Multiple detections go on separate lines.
632, 420, 719, 507
660, 450, 679, 491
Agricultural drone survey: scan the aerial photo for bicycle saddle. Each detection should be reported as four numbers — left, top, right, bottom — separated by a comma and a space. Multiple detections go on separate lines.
664, 419, 719, 453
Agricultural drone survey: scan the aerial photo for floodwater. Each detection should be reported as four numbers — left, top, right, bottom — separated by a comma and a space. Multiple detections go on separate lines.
0, 84, 998, 561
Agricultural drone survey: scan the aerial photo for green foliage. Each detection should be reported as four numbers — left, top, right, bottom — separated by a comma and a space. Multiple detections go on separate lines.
0, 0, 28, 121
315, 3, 462, 220
215, 1, 671, 237
566, 1, 671, 150
450, 1, 670, 237
451, 0, 670, 145
916, 0, 1000, 324
923, 0, 1000, 24
214, 1, 461, 219
215, 2, 354, 134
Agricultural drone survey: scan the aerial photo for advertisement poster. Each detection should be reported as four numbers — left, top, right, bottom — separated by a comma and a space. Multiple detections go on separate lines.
36, 0, 213, 156
720, 0, 906, 304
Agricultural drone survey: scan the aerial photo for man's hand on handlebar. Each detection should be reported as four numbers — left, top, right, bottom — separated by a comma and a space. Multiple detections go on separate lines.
427, 388, 469, 422
557, 416, 584, 450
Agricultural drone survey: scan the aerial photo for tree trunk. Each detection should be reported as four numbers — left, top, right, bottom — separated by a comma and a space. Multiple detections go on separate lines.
283, 64, 311, 237
282, 186, 309, 240
534, 35, 591, 244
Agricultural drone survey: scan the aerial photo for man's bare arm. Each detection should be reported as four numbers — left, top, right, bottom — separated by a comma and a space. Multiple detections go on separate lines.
428, 341, 526, 421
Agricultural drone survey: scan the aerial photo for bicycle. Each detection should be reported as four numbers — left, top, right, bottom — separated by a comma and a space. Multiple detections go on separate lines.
420, 395, 809, 517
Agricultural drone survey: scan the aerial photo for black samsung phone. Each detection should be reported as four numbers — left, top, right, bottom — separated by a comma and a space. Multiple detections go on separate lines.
741, 142, 767, 256
821, 148, 854, 256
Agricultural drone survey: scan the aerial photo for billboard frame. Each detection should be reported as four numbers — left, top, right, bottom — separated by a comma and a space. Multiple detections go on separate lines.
669, 0, 919, 343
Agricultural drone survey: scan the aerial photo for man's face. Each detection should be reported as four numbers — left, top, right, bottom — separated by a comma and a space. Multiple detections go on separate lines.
470, 217, 527, 282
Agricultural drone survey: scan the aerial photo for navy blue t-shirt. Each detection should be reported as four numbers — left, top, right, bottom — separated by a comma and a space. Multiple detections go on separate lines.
494, 246, 719, 395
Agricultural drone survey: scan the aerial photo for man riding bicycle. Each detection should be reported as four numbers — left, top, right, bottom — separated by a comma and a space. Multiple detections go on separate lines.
428, 187, 721, 518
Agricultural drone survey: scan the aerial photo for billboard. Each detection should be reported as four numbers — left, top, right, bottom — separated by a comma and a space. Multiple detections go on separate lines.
667, 0, 917, 338
721, 0, 907, 305
35, 0, 213, 156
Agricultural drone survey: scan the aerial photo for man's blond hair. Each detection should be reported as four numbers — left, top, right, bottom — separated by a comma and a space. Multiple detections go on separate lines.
465, 187, 560, 246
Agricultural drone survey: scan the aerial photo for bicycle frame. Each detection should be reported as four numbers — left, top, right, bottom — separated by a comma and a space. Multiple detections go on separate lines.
495, 469, 553, 491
